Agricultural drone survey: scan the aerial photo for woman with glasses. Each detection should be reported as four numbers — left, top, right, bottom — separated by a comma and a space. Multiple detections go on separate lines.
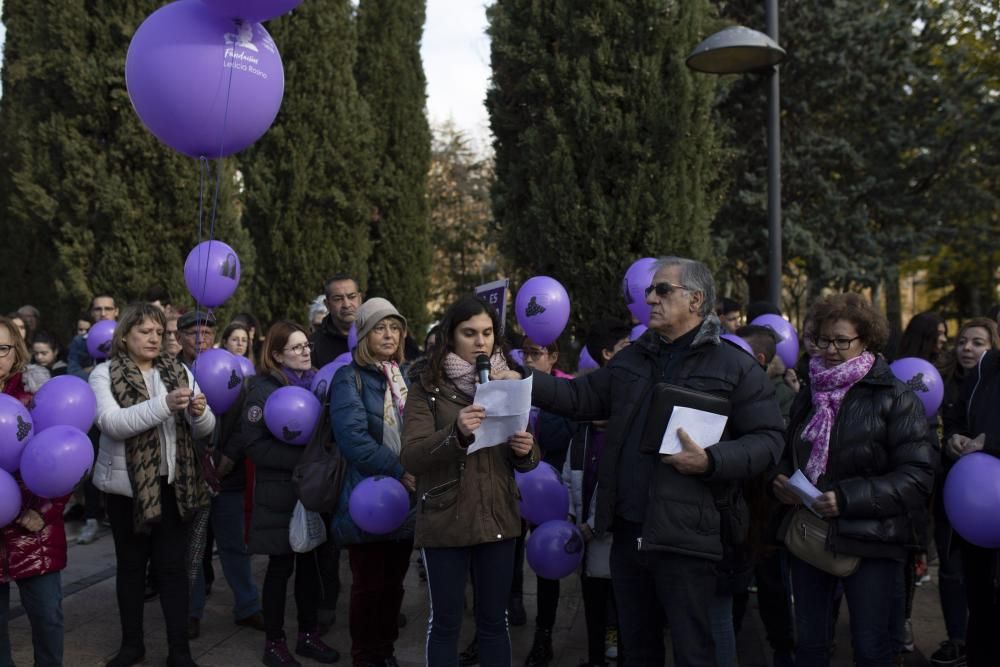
328, 298, 416, 667
240, 321, 340, 667
772, 293, 934, 666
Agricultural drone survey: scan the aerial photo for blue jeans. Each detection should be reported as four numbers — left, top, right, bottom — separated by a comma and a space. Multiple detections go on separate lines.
0, 571, 64, 667
423, 539, 515, 667
791, 555, 901, 667
190, 491, 261, 620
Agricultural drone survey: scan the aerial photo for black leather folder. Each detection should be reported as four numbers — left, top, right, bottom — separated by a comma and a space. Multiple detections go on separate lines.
639, 383, 731, 454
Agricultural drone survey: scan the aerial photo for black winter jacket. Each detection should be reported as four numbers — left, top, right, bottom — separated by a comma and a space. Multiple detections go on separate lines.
310, 315, 350, 369
780, 357, 935, 559
944, 350, 1000, 459
531, 315, 786, 561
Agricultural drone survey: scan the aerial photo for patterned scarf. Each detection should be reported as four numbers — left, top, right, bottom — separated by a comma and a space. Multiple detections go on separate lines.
109, 352, 209, 533
802, 351, 876, 483
379, 361, 408, 456
442, 351, 510, 398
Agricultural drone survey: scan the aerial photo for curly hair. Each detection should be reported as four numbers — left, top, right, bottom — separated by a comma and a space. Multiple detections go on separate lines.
806, 293, 890, 353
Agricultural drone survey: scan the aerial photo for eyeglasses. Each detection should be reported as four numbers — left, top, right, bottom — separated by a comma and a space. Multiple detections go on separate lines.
644, 282, 688, 298
0, 345, 12, 358
284, 342, 314, 355
372, 322, 403, 335
812, 336, 860, 351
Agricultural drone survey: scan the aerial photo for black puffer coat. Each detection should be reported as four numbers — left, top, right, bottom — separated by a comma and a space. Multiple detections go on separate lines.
240, 371, 305, 556
531, 315, 786, 561
781, 357, 936, 559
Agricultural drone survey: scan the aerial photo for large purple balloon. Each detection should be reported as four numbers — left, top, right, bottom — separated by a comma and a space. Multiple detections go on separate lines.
527, 520, 585, 579
622, 258, 656, 326
0, 469, 21, 528
722, 333, 755, 358
750, 314, 799, 368
515, 465, 569, 525
126, 0, 285, 158
201, 0, 303, 22
349, 476, 409, 535
311, 353, 352, 400
515, 277, 571, 347
578, 347, 599, 372
630, 324, 647, 342
20, 426, 95, 499
890, 357, 944, 418
193, 349, 243, 413
185, 240, 241, 308
86, 320, 117, 360
0, 395, 32, 473
264, 386, 321, 445
235, 354, 256, 378
30, 376, 96, 433
944, 452, 1000, 548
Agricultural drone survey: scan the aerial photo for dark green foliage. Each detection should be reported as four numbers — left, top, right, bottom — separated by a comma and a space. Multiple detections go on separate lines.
355, 0, 432, 332
0, 1, 250, 331
239, 0, 377, 325
487, 0, 726, 336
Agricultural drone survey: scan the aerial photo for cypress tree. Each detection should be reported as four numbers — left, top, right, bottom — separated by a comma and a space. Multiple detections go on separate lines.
0, 1, 251, 329
239, 0, 376, 325
355, 0, 432, 332
487, 0, 726, 335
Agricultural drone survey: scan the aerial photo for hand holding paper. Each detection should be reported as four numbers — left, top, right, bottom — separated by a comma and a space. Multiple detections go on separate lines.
468, 376, 534, 455
662, 428, 711, 475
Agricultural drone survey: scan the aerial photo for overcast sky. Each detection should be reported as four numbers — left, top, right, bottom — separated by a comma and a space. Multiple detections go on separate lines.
0, 1, 492, 148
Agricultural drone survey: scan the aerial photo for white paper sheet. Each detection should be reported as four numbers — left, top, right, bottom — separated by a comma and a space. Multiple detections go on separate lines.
659, 406, 728, 455
468, 376, 534, 455
788, 470, 824, 516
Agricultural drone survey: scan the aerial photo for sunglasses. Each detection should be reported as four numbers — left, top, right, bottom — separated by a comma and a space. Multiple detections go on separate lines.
644, 282, 688, 298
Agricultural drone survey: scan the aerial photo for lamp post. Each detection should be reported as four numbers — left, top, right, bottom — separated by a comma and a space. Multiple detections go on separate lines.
686, 1, 786, 309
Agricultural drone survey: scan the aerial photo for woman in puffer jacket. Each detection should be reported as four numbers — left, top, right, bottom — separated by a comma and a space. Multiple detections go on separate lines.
772, 294, 935, 667
0, 315, 69, 667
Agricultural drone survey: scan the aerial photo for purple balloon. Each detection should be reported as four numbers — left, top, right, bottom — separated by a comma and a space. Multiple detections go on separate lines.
349, 476, 409, 535
722, 333, 755, 357
578, 347, 599, 372
0, 469, 21, 528
185, 240, 241, 308
347, 324, 358, 351
622, 257, 656, 326
630, 324, 647, 342
944, 452, 1000, 548
126, 0, 285, 158
890, 357, 944, 418
30, 376, 96, 433
750, 314, 799, 369
526, 519, 585, 579
515, 276, 571, 347
86, 320, 117, 360
264, 386, 321, 445
235, 354, 256, 378
193, 349, 243, 413
0, 395, 32, 473
20, 426, 95, 499
311, 353, 352, 400
515, 465, 569, 525
201, 0, 303, 22
509, 349, 525, 367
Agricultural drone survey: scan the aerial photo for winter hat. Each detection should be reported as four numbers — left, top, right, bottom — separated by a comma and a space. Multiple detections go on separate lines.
355, 298, 407, 341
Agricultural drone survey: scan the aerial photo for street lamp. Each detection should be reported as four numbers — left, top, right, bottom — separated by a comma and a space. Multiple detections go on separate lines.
686, 2, 786, 310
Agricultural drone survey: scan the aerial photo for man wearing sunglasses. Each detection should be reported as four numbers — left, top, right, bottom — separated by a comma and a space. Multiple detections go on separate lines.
529, 256, 785, 666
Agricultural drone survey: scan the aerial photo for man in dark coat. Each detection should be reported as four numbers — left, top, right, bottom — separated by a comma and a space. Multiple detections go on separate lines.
311, 273, 362, 368
530, 256, 786, 667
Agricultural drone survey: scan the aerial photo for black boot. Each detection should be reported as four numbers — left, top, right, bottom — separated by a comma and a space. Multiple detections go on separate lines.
525, 628, 554, 666
458, 637, 479, 666
106, 643, 146, 667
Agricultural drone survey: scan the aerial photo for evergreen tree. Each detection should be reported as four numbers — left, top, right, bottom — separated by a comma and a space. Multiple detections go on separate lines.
0, 1, 250, 329
239, 0, 376, 324
487, 0, 726, 335
355, 0, 432, 332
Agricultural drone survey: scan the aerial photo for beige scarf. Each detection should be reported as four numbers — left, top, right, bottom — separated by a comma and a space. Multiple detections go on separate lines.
379, 361, 408, 455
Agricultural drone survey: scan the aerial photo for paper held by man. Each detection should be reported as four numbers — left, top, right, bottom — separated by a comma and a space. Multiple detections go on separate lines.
658, 406, 728, 455
468, 376, 534, 455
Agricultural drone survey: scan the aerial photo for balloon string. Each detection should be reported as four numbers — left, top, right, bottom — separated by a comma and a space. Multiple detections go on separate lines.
193, 156, 210, 357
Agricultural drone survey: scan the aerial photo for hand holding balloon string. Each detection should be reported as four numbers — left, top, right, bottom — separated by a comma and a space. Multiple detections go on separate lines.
187, 393, 207, 417
166, 388, 194, 413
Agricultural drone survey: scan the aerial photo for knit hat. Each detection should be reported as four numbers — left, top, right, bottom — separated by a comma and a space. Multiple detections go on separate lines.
355, 298, 407, 341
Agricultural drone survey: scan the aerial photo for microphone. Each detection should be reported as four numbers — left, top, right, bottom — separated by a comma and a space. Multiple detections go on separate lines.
475, 354, 491, 385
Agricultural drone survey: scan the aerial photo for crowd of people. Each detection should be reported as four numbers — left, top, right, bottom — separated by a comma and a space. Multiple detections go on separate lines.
0, 258, 998, 667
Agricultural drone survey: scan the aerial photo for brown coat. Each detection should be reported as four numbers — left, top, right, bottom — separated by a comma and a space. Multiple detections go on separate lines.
401, 370, 540, 549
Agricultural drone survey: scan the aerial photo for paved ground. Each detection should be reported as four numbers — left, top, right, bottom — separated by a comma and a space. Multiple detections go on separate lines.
7, 518, 943, 666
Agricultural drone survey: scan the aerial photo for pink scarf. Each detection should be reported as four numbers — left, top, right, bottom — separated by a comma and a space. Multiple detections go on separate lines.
802, 351, 876, 483
442, 351, 510, 397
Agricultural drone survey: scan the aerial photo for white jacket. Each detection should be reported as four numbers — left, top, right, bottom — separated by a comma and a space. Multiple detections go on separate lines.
89, 361, 215, 497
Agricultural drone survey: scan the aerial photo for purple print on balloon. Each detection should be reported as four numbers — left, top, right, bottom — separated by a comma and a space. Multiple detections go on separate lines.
0, 469, 21, 528
20, 425, 95, 499
126, 0, 285, 158
185, 240, 241, 308
349, 476, 409, 535
622, 257, 656, 326
193, 349, 243, 413
201, 0, 303, 23
0, 395, 33, 473
30, 376, 97, 433
944, 452, 1000, 548
889, 357, 943, 418
263, 386, 321, 445
86, 320, 117, 361
515, 277, 570, 347
527, 520, 585, 579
